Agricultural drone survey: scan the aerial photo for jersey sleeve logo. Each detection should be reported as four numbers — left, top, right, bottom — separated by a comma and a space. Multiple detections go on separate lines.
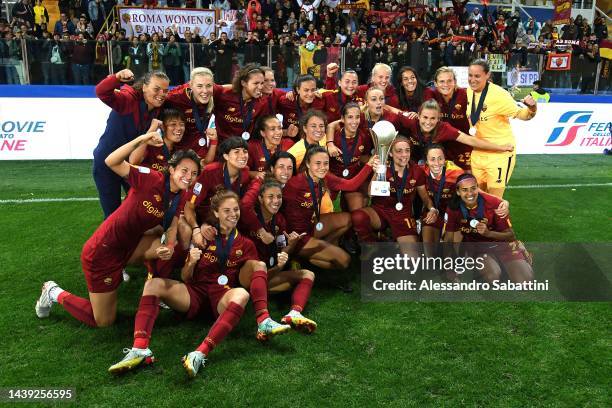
193, 182, 202, 195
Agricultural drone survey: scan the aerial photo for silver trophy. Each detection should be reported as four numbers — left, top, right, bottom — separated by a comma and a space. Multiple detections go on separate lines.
370, 120, 398, 196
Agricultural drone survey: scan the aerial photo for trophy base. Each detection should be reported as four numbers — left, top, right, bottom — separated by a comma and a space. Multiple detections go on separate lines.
371, 181, 391, 196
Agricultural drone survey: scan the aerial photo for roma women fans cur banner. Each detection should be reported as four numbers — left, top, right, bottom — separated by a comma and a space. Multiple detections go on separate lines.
546, 53, 572, 71
118, 7, 216, 38
552, 0, 571, 26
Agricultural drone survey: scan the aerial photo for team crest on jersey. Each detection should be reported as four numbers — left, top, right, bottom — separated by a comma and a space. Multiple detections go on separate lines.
482, 104, 488, 112
304, 192, 311, 198
358, 145, 364, 152
455, 104, 462, 110
156, 155, 164, 160
154, 194, 162, 202
389, 177, 394, 182
330, 107, 336, 112
410, 180, 416, 185
209, 245, 216, 251
186, 109, 193, 114
229, 107, 236, 112
104, 277, 113, 285
443, 188, 450, 193
236, 249, 243, 256
193, 182, 202, 195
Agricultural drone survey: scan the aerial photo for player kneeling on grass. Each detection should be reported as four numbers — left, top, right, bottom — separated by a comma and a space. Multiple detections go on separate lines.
241, 179, 317, 333
444, 173, 533, 283
35, 133, 200, 328
108, 190, 290, 378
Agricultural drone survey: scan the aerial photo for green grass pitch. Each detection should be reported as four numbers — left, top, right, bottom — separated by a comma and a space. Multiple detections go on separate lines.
0, 155, 610, 406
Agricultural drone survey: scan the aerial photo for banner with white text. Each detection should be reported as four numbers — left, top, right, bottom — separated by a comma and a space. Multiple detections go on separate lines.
118, 7, 216, 38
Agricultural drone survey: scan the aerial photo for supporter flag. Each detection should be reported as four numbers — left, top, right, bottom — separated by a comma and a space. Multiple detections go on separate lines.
552, 0, 571, 25
600, 40, 612, 60
338, 0, 370, 10
546, 53, 572, 70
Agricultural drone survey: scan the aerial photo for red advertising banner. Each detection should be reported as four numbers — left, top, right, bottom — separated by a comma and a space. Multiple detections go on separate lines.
552, 0, 571, 25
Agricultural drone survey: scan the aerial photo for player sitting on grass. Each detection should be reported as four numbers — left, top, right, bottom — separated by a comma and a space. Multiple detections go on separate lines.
108, 190, 290, 378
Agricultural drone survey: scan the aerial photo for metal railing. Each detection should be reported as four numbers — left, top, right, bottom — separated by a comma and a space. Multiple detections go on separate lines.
1, 38, 609, 95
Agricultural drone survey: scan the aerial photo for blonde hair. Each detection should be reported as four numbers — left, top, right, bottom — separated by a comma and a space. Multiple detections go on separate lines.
433, 66, 457, 83
418, 99, 441, 115
190, 67, 215, 113
362, 87, 385, 122
371, 63, 392, 79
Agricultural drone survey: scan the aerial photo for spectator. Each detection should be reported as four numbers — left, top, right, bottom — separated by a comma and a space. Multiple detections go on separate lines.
74, 14, 93, 37
11, 0, 34, 28
66, 32, 92, 84
128, 35, 148, 80
33, 0, 49, 30
561, 18, 578, 40
163, 34, 182, 85
147, 32, 164, 71
88, 0, 106, 35
212, 31, 234, 84
54, 12, 75, 36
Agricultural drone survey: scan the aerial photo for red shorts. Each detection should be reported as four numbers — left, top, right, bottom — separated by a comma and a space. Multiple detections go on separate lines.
294, 232, 313, 254
81, 240, 128, 293
185, 281, 231, 319
372, 205, 418, 239
420, 209, 444, 230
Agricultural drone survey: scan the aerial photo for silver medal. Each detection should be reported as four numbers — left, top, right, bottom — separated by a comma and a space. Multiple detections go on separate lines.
160, 233, 166, 244
217, 274, 228, 285
395, 202, 403, 211
342, 169, 349, 177
315, 222, 324, 231
469, 127, 477, 136
242, 131, 250, 141
198, 137, 207, 147
269, 256, 275, 267
470, 219, 479, 228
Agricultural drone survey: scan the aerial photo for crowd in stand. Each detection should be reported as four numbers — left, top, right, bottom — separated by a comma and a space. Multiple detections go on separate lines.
0, 0, 609, 88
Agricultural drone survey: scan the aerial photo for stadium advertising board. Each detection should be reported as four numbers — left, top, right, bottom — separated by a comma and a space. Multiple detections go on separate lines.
0, 98, 110, 160
513, 103, 611, 154
0, 99, 609, 159
507, 70, 539, 87
117, 7, 216, 38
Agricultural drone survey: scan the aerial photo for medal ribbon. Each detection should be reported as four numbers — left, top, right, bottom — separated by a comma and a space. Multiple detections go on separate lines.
215, 229, 237, 274
444, 91, 459, 121
306, 171, 323, 224
459, 194, 485, 223
190, 93, 209, 137
255, 206, 278, 266
470, 82, 489, 127
340, 128, 359, 175
261, 140, 273, 163
162, 175, 181, 230
223, 164, 242, 197
395, 164, 410, 207
239, 94, 255, 134
428, 166, 447, 210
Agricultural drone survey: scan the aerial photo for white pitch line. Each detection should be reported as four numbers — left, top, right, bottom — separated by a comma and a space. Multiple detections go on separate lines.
0, 197, 99, 204
0, 183, 610, 204
507, 183, 612, 189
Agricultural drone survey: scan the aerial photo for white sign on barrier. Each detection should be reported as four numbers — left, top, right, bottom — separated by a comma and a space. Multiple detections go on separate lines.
0, 98, 110, 160
512, 103, 611, 154
118, 7, 216, 38
449, 66, 469, 88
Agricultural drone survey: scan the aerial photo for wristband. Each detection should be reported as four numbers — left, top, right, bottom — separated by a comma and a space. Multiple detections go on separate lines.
209, 139, 218, 146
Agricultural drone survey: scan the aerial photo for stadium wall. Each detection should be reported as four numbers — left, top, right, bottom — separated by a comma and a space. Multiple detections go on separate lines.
0, 86, 610, 159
